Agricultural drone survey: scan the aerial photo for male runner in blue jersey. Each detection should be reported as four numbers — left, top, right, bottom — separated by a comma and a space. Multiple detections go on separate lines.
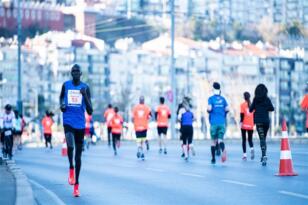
59, 64, 93, 197
207, 82, 229, 164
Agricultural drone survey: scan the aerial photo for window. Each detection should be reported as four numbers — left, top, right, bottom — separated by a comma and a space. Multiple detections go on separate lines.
37, 10, 41, 20
45, 11, 49, 20
31, 10, 36, 20
25, 9, 29, 19
7, 9, 11, 18
13, 9, 17, 18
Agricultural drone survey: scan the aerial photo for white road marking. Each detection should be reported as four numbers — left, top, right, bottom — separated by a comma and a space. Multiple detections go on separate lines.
146, 168, 164, 172
293, 152, 308, 155
118, 164, 136, 168
29, 179, 66, 205
180, 172, 205, 178
221, 179, 256, 187
279, 191, 308, 200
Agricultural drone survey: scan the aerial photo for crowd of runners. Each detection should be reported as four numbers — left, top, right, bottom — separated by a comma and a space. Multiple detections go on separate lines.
1, 64, 307, 197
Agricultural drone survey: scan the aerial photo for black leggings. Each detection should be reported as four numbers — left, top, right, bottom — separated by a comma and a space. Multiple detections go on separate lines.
256, 123, 269, 157
64, 125, 85, 185
181, 125, 193, 145
112, 133, 121, 152
241, 129, 253, 153
107, 127, 112, 145
3, 129, 13, 157
44, 134, 52, 148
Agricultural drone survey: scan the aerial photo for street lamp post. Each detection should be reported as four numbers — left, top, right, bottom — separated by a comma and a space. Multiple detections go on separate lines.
170, 0, 176, 139
17, 0, 22, 114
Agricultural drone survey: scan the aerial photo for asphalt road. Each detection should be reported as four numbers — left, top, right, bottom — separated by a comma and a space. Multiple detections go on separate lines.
14, 140, 308, 205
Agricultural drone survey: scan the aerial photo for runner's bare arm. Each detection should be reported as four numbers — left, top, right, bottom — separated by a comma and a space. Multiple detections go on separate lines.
81, 86, 93, 115
207, 105, 212, 113
59, 84, 66, 112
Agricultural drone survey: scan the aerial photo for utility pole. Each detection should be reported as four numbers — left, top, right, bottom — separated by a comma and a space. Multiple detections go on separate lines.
127, 0, 131, 19
170, 0, 176, 139
17, 0, 22, 114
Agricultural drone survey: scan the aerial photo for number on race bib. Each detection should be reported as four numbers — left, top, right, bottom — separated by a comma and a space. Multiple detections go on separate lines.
137, 110, 145, 117
68, 90, 82, 106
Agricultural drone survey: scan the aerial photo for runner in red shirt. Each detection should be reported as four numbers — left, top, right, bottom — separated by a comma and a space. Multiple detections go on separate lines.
132, 96, 152, 160
110, 107, 123, 156
155, 97, 171, 154
301, 94, 308, 133
42, 111, 54, 149
104, 104, 115, 147
240, 92, 254, 160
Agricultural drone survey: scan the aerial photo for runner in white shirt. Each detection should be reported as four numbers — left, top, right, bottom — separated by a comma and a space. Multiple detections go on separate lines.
1, 104, 15, 160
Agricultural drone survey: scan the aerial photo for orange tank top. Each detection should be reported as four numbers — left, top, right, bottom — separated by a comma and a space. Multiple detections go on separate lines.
42, 116, 53, 134
156, 104, 171, 127
132, 104, 151, 131
111, 114, 123, 134
240, 101, 254, 130
104, 108, 115, 127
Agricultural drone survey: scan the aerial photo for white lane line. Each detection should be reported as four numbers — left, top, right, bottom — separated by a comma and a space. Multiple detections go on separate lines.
180, 172, 205, 178
221, 179, 256, 187
146, 168, 165, 172
117, 164, 136, 168
293, 152, 308, 155
29, 179, 66, 205
279, 191, 308, 200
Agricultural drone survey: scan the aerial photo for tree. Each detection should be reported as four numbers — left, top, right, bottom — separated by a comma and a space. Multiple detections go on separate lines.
284, 21, 305, 39
257, 16, 281, 44
235, 24, 262, 43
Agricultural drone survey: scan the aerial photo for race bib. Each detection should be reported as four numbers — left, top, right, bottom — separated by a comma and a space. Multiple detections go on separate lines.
137, 110, 145, 117
115, 119, 121, 125
161, 110, 167, 117
4, 130, 12, 136
68, 90, 82, 106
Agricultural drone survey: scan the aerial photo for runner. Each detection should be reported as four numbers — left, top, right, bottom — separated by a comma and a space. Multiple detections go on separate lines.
178, 100, 194, 161
240, 92, 254, 160
110, 107, 123, 156
132, 96, 151, 160
104, 104, 115, 147
13, 110, 23, 150
1, 104, 15, 160
84, 112, 92, 150
300, 89, 308, 134
177, 102, 185, 158
249, 84, 274, 166
59, 64, 93, 197
41, 111, 54, 149
207, 82, 229, 164
155, 97, 171, 154
89, 117, 97, 145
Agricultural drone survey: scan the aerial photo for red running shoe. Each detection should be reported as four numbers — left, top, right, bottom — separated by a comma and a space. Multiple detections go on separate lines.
68, 168, 75, 185
221, 150, 227, 163
73, 184, 80, 197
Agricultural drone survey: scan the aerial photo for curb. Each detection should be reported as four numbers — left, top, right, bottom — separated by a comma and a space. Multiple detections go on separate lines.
5, 159, 35, 205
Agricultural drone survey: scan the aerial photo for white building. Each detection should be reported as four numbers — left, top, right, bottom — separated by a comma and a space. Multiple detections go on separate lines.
0, 39, 42, 116
0, 31, 108, 119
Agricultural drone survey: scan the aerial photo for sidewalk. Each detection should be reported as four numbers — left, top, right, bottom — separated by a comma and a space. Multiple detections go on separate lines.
0, 159, 16, 205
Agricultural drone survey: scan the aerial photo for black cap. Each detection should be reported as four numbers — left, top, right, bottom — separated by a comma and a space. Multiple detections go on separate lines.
5, 104, 12, 111
213, 82, 220, 90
